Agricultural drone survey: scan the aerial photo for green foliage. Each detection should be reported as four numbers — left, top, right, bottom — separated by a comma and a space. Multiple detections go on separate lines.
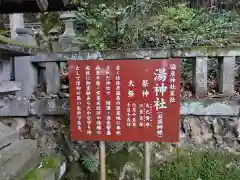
37, 1, 240, 179
81, 154, 99, 173
74, 1, 240, 88
151, 150, 240, 180
75, 145, 142, 179
0, 30, 8, 36
37, 12, 63, 35
106, 145, 142, 179
75, 2, 240, 49
75, 2, 122, 49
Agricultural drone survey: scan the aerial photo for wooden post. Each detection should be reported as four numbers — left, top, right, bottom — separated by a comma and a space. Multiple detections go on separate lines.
144, 56, 151, 180
95, 55, 105, 180
99, 141, 106, 180
144, 142, 150, 180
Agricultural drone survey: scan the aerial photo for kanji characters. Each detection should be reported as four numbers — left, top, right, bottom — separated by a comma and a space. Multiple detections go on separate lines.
142, 89, 150, 98
154, 98, 167, 111
141, 80, 149, 88
116, 65, 121, 135
154, 68, 167, 82
128, 90, 135, 97
169, 63, 176, 104
153, 83, 167, 96
129, 80, 135, 87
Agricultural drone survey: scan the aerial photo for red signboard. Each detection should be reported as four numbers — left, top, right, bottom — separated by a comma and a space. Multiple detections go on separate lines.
68, 59, 180, 142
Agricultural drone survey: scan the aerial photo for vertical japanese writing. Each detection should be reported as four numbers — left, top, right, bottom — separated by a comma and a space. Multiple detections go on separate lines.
144, 103, 152, 128
70, 59, 179, 142
127, 78, 136, 128
141, 79, 152, 128
156, 112, 163, 137
126, 102, 137, 128
95, 65, 101, 135
141, 80, 150, 98
138, 103, 152, 128
106, 66, 111, 95
153, 67, 168, 137
128, 80, 135, 97
116, 65, 121, 135
106, 66, 111, 136
132, 103, 137, 127
126, 103, 131, 127
153, 68, 168, 110
169, 64, 176, 103
75, 65, 82, 132
85, 66, 92, 135
138, 104, 144, 127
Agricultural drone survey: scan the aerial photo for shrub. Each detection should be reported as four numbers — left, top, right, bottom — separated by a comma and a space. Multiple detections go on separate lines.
151, 150, 240, 180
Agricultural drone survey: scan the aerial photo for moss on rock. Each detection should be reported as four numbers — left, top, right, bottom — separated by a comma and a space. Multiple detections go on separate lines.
20, 156, 64, 180
0, 34, 38, 48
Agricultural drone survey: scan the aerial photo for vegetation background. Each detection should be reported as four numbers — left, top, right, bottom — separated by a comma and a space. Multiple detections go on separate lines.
42, 1, 240, 179
2, 0, 240, 179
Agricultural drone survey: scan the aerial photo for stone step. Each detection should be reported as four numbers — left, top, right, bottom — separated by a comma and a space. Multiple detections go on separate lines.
0, 121, 18, 149
0, 139, 39, 180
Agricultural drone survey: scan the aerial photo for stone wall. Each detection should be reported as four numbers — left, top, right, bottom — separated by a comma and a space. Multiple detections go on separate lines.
26, 114, 240, 156
1, 98, 240, 155
1, 98, 239, 179
180, 116, 240, 152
